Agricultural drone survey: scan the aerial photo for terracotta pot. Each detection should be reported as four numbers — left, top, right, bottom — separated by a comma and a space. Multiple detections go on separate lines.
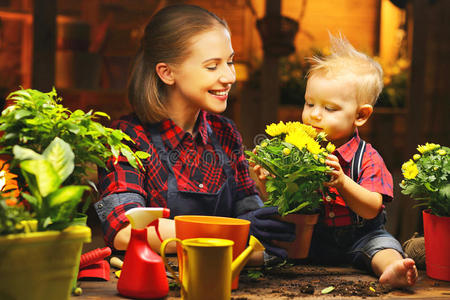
274, 213, 319, 259
423, 209, 450, 281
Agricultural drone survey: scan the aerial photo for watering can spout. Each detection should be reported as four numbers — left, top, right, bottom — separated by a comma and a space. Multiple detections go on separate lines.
231, 235, 265, 280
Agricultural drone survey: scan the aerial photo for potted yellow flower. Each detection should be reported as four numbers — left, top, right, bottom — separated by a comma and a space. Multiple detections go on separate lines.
400, 142, 450, 281
246, 121, 335, 258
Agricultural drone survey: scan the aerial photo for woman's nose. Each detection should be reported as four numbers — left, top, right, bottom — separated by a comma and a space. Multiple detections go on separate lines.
220, 65, 236, 84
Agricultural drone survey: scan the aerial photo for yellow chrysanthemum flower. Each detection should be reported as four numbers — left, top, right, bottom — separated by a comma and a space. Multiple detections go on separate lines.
307, 140, 322, 155
402, 163, 418, 179
401, 159, 414, 171
284, 130, 311, 150
417, 142, 440, 154
326, 142, 336, 153
284, 121, 302, 133
299, 123, 318, 138
437, 149, 446, 156
413, 154, 421, 161
265, 121, 288, 137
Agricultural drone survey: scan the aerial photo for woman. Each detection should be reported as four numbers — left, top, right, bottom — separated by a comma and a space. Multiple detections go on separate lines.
95, 4, 294, 259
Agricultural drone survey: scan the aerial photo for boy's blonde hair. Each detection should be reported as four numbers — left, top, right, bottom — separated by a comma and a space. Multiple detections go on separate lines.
307, 34, 383, 105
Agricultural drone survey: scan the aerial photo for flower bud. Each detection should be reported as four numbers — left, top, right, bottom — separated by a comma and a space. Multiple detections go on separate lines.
413, 154, 421, 161
282, 148, 291, 155
326, 142, 336, 153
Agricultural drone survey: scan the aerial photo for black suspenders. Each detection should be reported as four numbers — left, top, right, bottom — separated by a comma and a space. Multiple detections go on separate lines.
350, 140, 366, 226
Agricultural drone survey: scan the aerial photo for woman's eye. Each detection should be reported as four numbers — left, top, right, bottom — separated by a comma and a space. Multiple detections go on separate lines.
306, 102, 314, 107
206, 65, 218, 70
325, 106, 336, 112
227, 61, 234, 66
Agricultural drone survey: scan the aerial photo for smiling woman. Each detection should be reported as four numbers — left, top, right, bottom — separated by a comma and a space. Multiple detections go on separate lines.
95, 4, 295, 262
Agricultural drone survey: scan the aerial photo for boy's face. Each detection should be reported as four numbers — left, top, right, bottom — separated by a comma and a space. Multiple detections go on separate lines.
302, 74, 363, 147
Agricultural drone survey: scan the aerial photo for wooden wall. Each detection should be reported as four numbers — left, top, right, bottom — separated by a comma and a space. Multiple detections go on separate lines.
1, 0, 448, 243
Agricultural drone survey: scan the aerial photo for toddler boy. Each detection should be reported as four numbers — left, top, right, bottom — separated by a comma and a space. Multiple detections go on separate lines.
254, 34, 417, 288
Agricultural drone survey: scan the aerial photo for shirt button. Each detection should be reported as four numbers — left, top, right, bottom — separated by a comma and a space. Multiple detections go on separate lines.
98, 203, 104, 209
198, 183, 204, 189
326, 196, 332, 202
329, 211, 335, 218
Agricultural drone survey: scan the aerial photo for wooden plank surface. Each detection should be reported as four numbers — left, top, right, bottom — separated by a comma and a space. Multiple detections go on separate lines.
74, 261, 450, 299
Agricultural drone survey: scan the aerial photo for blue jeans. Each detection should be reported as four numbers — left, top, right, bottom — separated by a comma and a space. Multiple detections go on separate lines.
308, 211, 405, 273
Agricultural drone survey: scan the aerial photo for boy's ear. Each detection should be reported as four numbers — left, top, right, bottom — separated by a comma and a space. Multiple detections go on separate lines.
155, 62, 175, 85
354, 104, 373, 127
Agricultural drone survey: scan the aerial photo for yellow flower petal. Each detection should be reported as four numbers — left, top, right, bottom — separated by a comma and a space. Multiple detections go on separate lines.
403, 163, 418, 179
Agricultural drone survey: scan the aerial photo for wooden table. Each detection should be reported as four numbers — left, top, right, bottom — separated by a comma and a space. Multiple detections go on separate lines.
73, 260, 450, 299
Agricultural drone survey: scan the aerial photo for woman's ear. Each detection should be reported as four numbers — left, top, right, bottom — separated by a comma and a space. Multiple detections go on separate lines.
354, 104, 373, 127
155, 62, 175, 85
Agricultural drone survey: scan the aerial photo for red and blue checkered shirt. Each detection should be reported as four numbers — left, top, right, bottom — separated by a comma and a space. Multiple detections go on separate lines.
322, 130, 393, 227
97, 111, 260, 246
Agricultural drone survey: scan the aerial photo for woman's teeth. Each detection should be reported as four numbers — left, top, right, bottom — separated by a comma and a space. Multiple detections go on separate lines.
209, 90, 228, 96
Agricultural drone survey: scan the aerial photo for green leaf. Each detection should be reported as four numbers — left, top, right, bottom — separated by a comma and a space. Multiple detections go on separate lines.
47, 185, 89, 208
13, 145, 43, 161
439, 184, 450, 199
42, 137, 74, 183
13, 109, 33, 120
93, 111, 110, 119
321, 286, 335, 294
20, 160, 61, 197
7, 89, 31, 100
121, 147, 138, 169
21, 192, 41, 211
135, 151, 150, 159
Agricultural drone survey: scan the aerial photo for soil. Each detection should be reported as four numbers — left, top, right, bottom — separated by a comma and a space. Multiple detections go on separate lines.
167, 260, 396, 299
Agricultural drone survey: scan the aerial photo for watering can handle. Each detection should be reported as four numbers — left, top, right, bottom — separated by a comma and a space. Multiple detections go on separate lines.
160, 238, 183, 288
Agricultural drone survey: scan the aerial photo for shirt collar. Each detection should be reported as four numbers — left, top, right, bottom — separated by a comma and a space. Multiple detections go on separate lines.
335, 129, 361, 164
196, 110, 209, 145
158, 110, 209, 149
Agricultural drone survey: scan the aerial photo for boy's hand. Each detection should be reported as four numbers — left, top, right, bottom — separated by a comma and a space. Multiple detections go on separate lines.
252, 164, 271, 182
249, 148, 273, 186
324, 154, 346, 188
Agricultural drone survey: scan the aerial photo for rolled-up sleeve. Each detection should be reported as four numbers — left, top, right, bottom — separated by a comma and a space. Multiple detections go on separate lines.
234, 194, 264, 216
94, 192, 146, 247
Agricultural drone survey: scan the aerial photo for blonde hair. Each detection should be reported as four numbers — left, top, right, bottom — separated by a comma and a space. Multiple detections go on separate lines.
128, 5, 229, 123
307, 34, 383, 105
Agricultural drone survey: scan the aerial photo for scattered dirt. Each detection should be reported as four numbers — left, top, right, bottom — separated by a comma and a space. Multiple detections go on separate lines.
167, 261, 395, 299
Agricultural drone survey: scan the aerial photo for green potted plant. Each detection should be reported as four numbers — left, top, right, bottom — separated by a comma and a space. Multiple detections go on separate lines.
246, 121, 335, 258
0, 88, 149, 299
400, 142, 450, 281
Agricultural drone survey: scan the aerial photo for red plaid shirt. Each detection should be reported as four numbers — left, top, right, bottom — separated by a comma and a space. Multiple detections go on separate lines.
97, 111, 259, 245
322, 130, 393, 227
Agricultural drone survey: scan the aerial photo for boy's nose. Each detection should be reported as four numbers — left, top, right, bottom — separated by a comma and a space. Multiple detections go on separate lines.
310, 106, 322, 120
